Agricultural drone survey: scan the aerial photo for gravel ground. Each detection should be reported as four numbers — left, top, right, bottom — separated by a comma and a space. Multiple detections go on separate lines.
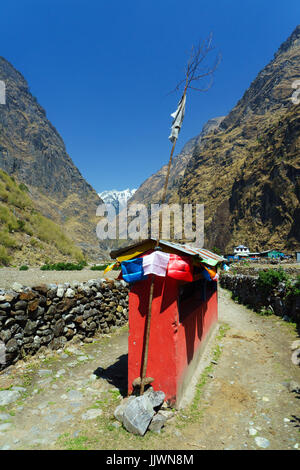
0, 287, 299, 450
0, 267, 119, 289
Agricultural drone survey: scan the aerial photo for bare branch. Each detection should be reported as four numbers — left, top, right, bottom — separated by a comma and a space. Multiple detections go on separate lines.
169, 33, 221, 96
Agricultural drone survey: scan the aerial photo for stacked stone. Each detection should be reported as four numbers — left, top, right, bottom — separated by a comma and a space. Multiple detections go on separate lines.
113, 388, 175, 435
220, 273, 300, 323
0, 279, 129, 369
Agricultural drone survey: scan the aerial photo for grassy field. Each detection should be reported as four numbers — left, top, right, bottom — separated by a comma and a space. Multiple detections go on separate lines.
0, 169, 85, 266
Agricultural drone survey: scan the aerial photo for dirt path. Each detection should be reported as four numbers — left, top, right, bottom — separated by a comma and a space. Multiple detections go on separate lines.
0, 267, 118, 290
0, 287, 299, 450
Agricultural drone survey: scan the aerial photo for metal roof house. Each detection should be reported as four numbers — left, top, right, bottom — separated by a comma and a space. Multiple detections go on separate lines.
233, 245, 250, 257
110, 239, 225, 407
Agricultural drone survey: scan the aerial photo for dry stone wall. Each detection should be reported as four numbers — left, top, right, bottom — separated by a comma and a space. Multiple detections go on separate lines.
220, 273, 300, 324
0, 279, 129, 370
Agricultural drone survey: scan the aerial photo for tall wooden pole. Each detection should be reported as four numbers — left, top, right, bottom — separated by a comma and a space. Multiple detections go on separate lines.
139, 81, 188, 395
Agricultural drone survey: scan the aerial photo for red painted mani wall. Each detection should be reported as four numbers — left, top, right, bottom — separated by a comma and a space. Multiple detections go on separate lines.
128, 273, 218, 406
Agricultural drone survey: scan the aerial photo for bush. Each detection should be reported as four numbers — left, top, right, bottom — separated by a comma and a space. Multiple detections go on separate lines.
90, 264, 107, 271
285, 275, 300, 298
19, 265, 29, 271
90, 264, 119, 271
257, 267, 289, 293
40, 262, 85, 271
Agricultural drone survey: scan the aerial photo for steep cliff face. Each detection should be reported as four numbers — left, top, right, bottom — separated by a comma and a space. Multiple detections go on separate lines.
126, 26, 300, 252
0, 57, 102, 259
0, 169, 85, 266
220, 25, 300, 131
176, 25, 300, 252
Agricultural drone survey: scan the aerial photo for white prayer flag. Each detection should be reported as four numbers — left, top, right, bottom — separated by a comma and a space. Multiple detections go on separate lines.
168, 93, 186, 143
142, 251, 170, 277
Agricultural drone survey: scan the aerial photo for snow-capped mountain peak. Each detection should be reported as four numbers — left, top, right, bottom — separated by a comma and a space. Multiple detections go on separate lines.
98, 188, 137, 213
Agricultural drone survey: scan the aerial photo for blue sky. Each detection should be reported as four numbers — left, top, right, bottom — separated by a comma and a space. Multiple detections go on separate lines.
1, 1, 299, 193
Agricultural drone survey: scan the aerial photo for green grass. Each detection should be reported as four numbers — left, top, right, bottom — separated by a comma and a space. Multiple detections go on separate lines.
90, 264, 120, 271
0, 169, 85, 264
185, 323, 230, 421
40, 261, 85, 271
57, 433, 92, 450
0, 230, 19, 248
90, 264, 107, 271
0, 245, 10, 266
258, 307, 273, 316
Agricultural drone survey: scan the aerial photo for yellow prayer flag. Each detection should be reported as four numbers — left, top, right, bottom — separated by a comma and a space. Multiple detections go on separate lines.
104, 262, 116, 274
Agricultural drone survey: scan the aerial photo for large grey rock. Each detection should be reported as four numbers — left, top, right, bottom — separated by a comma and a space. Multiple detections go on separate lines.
114, 403, 125, 422
113, 396, 136, 422
148, 413, 167, 433
122, 395, 155, 436
144, 389, 165, 409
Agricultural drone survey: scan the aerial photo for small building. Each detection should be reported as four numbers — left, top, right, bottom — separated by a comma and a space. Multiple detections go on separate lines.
110, 239, 225, 407
296, 252, 300, 263
233, 245, 250, 257
266, 250, 285, 259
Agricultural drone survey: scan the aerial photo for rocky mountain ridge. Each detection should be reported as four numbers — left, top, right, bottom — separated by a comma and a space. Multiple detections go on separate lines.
128, 25, 300, 252
0, 56, 102, 260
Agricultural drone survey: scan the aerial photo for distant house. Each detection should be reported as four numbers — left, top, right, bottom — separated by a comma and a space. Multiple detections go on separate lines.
266, 250, 285, 259
233, 245, 250, 257
247, 249, 286, 259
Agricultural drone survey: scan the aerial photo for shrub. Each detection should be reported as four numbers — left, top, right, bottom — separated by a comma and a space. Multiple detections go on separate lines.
40, 262, 85, 271
285, 275, 300, 298
19, 265, 29, 271
90, 264, 107, 271
257, 267, 289, 293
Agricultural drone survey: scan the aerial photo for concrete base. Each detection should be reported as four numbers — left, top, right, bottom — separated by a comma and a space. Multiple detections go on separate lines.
176, 322, 219, 409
